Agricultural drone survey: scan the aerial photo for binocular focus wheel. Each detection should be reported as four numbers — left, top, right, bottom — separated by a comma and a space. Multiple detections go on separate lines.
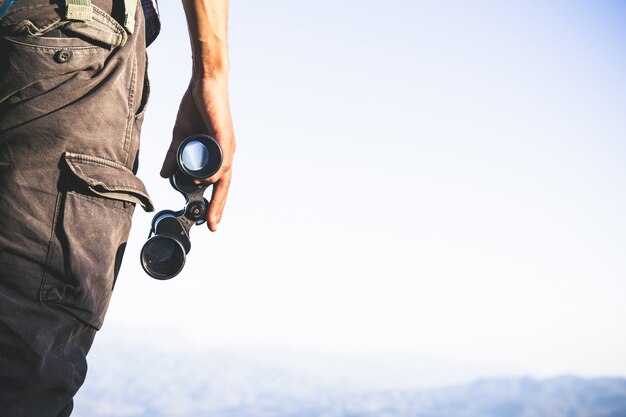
140, 235, 187, 280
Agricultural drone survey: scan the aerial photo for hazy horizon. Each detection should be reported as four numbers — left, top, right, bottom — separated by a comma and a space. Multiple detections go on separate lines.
74, 326, 626, 416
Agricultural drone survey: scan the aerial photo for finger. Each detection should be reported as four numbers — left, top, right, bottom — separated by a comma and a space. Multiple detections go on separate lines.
160, 142, 180, 178
207, 170, 232, 232
191, 140, 233, 185
199, 134, 235, 184
199, 161, 229, 185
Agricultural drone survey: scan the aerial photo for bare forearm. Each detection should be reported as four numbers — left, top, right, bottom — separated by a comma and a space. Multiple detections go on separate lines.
182, 0, 230, 79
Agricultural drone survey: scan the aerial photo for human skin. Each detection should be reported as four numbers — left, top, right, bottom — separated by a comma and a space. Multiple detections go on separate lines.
160, 0, 236, 232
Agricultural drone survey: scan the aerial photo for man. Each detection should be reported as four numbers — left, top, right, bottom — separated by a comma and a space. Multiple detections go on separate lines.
0, 0, 235, 415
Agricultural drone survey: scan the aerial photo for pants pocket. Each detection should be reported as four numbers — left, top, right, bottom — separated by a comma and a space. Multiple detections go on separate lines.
40, 153, 153, 329
0, 4, 125, 110
0, 2, 126, 46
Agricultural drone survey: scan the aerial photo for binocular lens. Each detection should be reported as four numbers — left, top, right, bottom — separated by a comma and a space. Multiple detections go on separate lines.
181, 140, 210, 172
177, 135, 222, 179
141, 235, 186, 280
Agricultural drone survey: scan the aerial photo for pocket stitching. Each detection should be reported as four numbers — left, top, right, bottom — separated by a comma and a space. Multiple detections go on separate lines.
91, 6, 126, 37
2, 35, 102, 51
65, 152, 132, 171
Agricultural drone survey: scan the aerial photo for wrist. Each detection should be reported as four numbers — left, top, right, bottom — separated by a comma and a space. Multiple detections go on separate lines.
192, 54, 230, 80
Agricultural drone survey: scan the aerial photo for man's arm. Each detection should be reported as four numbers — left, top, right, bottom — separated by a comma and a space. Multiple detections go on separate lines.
160, 0, 235, 232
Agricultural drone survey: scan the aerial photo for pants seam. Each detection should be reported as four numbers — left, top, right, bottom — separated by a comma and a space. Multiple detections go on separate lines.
123, 52, 137, 165
39, 190, 63, 304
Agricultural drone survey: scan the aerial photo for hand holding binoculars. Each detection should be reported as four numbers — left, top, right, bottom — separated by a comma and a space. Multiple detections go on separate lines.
141, 134, 222, 279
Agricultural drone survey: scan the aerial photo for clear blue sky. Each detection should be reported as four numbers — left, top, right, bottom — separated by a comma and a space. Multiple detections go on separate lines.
104, 0, 626, 379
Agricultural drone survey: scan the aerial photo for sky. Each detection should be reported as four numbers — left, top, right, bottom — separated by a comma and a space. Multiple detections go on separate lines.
100, 0, 626, 380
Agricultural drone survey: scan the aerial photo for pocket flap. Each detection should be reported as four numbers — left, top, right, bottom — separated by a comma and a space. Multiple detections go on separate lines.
63, 152, 154, 212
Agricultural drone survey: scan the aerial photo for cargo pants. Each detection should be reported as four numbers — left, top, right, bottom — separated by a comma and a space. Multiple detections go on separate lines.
0, 0, 153, 415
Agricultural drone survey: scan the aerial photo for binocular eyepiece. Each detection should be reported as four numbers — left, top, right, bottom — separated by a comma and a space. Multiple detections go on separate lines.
141, 134, 222, 280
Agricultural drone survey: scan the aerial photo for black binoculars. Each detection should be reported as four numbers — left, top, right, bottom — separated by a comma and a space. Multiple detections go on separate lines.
141, 134, 222, 280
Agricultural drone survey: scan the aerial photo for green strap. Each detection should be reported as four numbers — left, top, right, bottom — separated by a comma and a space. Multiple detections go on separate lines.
123, 0, 137, 34
65, 0, 137, 34
65, 0, 92, 21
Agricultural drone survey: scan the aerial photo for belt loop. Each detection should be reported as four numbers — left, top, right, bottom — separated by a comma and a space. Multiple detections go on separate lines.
123, 0, 138, 34
65, 0, 93, 22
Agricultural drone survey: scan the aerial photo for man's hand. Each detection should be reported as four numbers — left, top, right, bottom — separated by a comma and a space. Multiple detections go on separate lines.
160, 0, 235, 232
160, 77, 235, 232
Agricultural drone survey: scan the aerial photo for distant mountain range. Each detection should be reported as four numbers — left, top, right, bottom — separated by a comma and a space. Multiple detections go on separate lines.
73, 337, 626, 417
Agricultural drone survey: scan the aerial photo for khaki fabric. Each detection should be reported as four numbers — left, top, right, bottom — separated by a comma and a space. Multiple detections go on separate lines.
0, 0, 152, 415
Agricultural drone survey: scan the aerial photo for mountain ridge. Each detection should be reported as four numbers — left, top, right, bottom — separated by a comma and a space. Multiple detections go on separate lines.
73, 340, 626, 417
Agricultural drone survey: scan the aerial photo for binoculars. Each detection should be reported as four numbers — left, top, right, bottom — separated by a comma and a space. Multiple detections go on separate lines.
141, 134, 222, 280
